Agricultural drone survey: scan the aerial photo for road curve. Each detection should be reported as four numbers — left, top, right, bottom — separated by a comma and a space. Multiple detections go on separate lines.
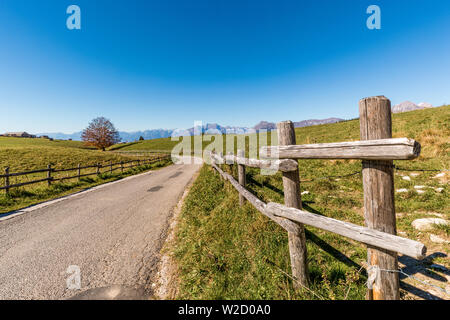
0, 161, 201, 299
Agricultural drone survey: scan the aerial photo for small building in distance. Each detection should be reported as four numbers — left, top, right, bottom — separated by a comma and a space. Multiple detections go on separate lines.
4, 132, 36, 138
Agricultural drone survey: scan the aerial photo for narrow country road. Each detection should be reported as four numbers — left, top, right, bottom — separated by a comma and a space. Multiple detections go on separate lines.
0, 160, 202, 300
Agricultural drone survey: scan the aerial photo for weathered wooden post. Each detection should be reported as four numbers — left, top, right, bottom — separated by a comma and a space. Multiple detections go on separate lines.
277, 121, 309, 288
237, 149, 246, 206
110, 161, 113, 174
359, 96, 399, 300
47, 165, 52, 186
77, 164, 81, 182
5, 167, 10, 195
97, 163, 101, 176
120, 161, 124, 173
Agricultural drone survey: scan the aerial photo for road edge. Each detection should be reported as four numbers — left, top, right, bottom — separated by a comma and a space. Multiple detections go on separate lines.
152, 165, 203, 299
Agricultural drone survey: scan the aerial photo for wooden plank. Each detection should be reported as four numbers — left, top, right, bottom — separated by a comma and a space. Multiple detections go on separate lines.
0, 168, 51, 177
213, 152, 298, 172
277, 121, 309, 288
0, 177, 52, 189
260, 137, 421, 160
265, 202, 426, 260
360, 96, 399, 300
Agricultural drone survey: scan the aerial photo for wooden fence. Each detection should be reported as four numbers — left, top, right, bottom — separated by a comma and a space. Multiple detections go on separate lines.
208, 96, 427, 300
1, 155, 171, 195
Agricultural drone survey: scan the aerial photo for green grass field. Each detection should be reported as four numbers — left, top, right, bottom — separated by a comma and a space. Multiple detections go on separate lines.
172, 106, 449, 300
0, 137, 170, 214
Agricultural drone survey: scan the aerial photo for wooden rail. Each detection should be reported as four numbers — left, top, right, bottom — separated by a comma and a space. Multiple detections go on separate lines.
208, 95, 427, 300
260, 138, 421, 160
2, 155, 171, 194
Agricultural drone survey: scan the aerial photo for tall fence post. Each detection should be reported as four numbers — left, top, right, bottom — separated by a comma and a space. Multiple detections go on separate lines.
78, 164, 81, 182
277, 121, 309, 289
237, 149, 246, 206
121, 161, 124, 173
47, 164, 52, 186
97, 163, 101, 176
5, 167, 10, 195
359, 96, 399, 300
110, 161, 113, 174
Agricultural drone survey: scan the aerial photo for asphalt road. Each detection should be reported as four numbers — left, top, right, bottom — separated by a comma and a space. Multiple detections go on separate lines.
0, 161, 201, 300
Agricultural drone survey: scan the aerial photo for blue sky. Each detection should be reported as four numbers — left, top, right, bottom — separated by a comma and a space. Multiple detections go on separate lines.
0, 0, 449, 133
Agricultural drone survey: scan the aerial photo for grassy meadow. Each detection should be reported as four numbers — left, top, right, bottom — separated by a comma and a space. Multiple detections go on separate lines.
0, 137, 171, 214
171, 105, 449, 300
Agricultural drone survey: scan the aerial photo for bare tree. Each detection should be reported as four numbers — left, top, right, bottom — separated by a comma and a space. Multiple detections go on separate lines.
81, 117, 121, 151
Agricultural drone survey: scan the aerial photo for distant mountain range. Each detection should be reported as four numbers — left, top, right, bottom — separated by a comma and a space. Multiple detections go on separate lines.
392, 101, 434, 113
37, 117, 345, 142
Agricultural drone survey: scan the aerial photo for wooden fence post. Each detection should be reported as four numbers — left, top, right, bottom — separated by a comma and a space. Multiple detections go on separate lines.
47, 165, 52, 186
277, 121, 309, 288
97, 163, 101, 176
359, 96, 399, 300
121, 161, 124, 173
237, 149, 246, 206
5, 167, 10, 195
78, 164, 81, 182
110, 161, 113, 174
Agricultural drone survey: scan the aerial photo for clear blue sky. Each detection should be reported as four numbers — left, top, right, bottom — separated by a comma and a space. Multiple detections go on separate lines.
0, 0, 449, 133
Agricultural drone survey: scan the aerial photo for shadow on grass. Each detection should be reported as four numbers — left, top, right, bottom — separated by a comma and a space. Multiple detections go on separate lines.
306, 229, 365, 275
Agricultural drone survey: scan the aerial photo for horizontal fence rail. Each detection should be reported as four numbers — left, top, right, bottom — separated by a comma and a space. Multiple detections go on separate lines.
1, 155, 171, 194
265, 203, 426, 259
211, 153, 299, 172
207, 95, 428, 300
260, 138, 421, 160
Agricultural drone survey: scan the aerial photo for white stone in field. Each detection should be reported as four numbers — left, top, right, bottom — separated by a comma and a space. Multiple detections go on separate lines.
416, 190, 425, 194
301, 191, 310, 195
396, 188, 408, 193
410, 173, 420, 177
434, 187, 444, 193
434, 173, 445, 178
412, 218, 449, 231
429, 234, 450, 244
414, 185, 426, 189
402, 176, 411, 181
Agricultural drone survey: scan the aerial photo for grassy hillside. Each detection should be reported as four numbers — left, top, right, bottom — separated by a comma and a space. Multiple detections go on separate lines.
0, 137, 170, 214
172, 106, 449, 300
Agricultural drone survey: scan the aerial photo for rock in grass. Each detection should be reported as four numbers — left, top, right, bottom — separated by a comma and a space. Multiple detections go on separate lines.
402, 176, 411, 181
396, 188, 408, 193
429, 234, 450, 244
412, 218, 449, 231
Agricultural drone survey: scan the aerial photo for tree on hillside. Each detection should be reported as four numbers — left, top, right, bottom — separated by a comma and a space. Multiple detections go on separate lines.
81, 117, 121, 151
139, 136, 144, 141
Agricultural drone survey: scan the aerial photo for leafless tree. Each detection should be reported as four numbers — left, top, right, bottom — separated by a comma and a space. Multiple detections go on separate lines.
81, 117, 121, 151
